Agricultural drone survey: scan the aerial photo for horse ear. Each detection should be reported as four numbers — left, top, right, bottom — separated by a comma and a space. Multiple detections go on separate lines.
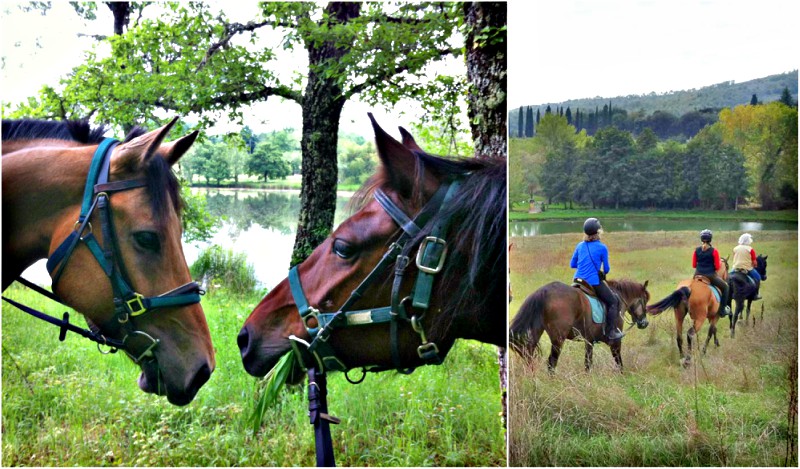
643, 280, 649, 289
113, 117, 178, 172
158, 130, 199, 166
763, 255, 768, 259
398, 126, 423, 152
368, 113, 437, 199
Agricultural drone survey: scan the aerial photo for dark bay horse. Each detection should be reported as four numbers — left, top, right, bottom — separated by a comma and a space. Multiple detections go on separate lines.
239, 114, 506, 381
646, 259, 729, 367
509, 279, 651, 372
2, 118, 214, 405
728, 255, 768, 337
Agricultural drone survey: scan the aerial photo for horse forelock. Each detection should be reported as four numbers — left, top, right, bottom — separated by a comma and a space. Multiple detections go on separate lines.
144, 153, 183, 229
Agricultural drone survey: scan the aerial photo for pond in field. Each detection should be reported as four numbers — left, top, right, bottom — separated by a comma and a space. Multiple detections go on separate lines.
510, 218, 797, 237
22, 189, 353, 290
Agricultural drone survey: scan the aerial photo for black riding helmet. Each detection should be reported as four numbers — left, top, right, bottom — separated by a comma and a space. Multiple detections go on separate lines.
700, 229, 713, 243
584, 217, 601, 235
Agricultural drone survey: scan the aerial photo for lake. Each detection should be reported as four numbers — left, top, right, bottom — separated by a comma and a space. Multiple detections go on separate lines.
510, 218, 798, 237
21, 188, 354, 291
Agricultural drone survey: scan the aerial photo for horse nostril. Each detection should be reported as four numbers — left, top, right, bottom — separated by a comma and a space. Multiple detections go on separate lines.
190, 363, 212, 393
237, 327, 250, 354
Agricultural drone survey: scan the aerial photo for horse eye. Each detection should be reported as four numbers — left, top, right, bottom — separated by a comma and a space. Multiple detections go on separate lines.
133, 231, 161, 253
332, 239, 356, 259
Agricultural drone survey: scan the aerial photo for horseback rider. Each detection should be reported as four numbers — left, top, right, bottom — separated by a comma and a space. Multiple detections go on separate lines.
732, 233, 762, 300
692, 229, 731, 317
570, 218, 624, 341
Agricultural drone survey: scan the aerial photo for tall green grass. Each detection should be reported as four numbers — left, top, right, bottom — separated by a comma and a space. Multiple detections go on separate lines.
2, 287, 504, 466
509, 230, 797, 466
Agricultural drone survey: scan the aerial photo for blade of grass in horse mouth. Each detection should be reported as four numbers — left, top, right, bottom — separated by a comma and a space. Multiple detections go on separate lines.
250, 350, 295, 434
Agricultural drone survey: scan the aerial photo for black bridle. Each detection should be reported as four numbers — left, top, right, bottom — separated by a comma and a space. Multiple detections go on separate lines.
287, 179, 461, 467
2, 138, 203, 364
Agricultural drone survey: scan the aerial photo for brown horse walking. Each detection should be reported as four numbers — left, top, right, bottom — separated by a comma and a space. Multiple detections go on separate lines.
2, 118, 215, 405
647, 259, 728, 366
239, 114, 506, 381
509, 279, 651, 372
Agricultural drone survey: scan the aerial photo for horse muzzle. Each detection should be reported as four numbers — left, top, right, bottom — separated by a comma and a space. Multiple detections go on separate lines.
636, 318, 649, 329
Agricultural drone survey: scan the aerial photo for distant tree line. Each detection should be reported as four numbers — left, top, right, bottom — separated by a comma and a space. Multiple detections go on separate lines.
180, 127, 380, 187
511, 99, 797, 210
512, 85, 797, 142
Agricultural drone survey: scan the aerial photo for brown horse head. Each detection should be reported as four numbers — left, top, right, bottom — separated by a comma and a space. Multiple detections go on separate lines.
609, 279, 651, 329
239, 115, 506, 380
2, 118, 214, 405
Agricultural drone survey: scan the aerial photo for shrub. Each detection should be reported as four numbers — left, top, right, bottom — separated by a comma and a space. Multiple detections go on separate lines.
190, 245, 257, 295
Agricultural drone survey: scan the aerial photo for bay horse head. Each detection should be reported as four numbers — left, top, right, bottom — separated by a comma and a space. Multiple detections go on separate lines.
239, 114, 506, 381
2, 118, 214, 405
609, 279, 651, 329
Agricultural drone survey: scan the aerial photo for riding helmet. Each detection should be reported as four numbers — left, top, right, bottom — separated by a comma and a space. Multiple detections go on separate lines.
700, 229, 713, 243
583, 218, 602, 235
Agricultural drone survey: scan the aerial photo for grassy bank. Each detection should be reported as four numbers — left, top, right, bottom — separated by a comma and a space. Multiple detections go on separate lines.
187, 175, 361, 192
509, 230, 797, 466
509, 205, 798, 222
2, 288, 504, 466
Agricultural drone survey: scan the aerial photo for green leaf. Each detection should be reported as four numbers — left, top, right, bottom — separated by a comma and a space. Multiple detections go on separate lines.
250, 350, 295, 434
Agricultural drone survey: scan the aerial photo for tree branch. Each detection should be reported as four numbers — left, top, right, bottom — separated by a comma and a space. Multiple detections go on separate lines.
196, 18, 271, 72
345, 47, 457, 99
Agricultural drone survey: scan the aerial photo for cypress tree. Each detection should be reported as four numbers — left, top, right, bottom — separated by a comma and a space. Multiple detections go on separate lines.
536, 108, 541, 125
517, 107, 524, 138
525, 106, 534, 137
565, 107, 572, 125
750, 94, 758, 105
545, 105, 552, 115
779, 87, 794, 106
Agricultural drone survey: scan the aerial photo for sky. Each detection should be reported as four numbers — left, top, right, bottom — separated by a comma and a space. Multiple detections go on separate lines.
508, 0, 800, 108
0, 1, 465, 138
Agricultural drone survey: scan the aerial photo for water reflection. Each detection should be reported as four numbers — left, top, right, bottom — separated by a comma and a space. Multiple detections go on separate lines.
184, 189, 353, 289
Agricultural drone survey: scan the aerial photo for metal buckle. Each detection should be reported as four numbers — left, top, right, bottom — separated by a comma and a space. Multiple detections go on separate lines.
73, 220, 93, 237
126, 293, 147, 316
416, 236, 447, 274
302, 306, 320, 334
417, 342, 440, 360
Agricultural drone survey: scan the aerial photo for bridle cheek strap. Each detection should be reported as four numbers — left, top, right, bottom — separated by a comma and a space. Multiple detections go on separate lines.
288, 180, 460, 375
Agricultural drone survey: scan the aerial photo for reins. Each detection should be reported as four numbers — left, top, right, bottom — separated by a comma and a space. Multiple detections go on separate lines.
2, 138, 203, 363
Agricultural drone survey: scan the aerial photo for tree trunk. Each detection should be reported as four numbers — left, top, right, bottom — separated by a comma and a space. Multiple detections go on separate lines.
464, 2, 507, 159
106, 2, 130, 35
291, 2, 360, 266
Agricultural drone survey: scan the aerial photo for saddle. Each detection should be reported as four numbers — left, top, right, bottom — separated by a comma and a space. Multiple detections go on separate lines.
693, 275, 721, 302
572, 278, 597, 297
730, 269, 758, 287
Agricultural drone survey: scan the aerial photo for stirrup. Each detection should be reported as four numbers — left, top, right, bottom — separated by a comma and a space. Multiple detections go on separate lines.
606, 328, 625, 341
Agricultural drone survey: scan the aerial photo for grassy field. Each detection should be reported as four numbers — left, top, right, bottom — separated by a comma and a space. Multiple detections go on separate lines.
2, 287, 505, 466
509, 230, 797, 466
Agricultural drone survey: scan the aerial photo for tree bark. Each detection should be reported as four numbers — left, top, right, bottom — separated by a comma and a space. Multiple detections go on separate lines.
464, 2, 507, 158
291, 2, 360, 266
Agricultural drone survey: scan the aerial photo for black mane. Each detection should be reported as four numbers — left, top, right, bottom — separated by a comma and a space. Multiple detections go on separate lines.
1, 119, 146, 144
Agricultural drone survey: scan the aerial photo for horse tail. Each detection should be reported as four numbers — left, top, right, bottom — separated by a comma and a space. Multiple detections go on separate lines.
647, 286, 690, 316
510, 288, 547, 359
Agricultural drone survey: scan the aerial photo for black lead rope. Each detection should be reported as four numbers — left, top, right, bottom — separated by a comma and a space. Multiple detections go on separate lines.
308, 367, 338, 467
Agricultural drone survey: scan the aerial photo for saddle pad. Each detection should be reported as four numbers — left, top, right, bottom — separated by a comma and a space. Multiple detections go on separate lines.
709, 284, 721, 303
579, 291, 605, 324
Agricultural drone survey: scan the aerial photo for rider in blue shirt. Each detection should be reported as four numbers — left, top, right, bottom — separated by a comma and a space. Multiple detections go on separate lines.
570, 218, 624, 341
